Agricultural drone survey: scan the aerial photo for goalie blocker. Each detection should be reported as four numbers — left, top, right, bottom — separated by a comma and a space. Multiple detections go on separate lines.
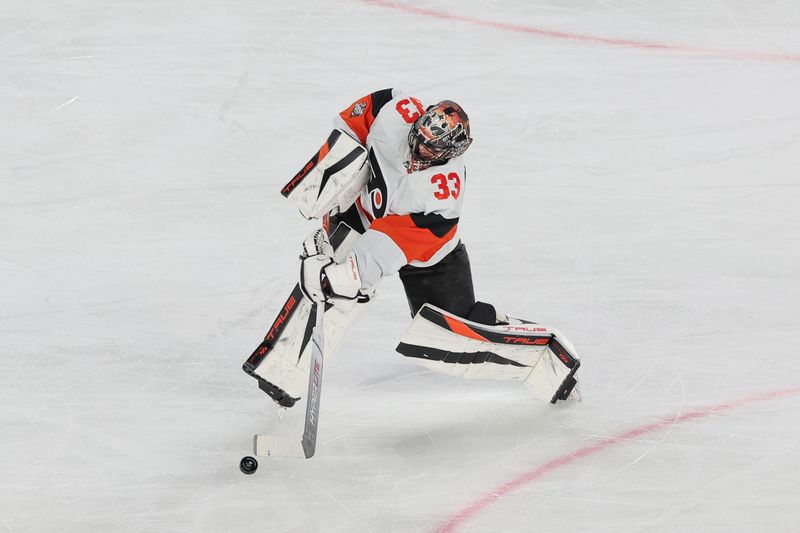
396, 304, 580, 403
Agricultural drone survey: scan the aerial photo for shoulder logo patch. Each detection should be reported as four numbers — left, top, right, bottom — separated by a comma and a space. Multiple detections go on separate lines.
351, 102, 367, 117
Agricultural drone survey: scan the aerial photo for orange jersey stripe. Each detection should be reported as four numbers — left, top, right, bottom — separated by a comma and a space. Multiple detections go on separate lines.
369, 214, 458, 263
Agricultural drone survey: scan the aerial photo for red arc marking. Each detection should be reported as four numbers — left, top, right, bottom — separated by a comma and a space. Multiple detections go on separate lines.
363, 0, 800, 64
436, 385, 800, 532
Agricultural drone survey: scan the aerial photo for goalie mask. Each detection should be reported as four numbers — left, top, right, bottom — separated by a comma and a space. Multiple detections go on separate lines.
407, 100, 473, 173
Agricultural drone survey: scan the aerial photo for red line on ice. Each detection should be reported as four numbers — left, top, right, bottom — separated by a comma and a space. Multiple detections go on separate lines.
436, 386, 800, 533
363, 0, 800, 64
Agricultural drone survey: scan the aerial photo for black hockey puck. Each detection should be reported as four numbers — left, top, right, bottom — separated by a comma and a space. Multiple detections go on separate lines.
239, 456, 258, 475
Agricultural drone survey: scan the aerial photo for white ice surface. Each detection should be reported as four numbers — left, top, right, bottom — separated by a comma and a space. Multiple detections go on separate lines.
2, 1, 800, 532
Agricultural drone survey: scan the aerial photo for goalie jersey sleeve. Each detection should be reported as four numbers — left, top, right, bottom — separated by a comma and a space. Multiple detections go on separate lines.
334, 88, 396, 144
333, 89, 466, 290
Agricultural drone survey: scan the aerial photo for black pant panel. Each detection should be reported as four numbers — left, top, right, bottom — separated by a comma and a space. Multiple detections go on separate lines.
398, 242, 476, 317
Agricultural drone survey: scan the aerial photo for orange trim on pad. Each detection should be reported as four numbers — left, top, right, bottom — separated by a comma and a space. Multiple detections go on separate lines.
444, 315, 488, 342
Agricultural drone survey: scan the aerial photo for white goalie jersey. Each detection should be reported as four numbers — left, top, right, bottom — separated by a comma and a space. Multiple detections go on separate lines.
331, 88, 466, 290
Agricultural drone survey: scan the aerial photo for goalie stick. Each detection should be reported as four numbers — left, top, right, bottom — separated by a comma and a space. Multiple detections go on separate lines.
253, 300, 325, 459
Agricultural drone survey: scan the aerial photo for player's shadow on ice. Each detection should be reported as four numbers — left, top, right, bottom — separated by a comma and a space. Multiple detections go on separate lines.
338, 379, 573, 458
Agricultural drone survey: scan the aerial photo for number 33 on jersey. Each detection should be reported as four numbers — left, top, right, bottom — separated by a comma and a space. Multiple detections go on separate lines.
432, 172, 461, 200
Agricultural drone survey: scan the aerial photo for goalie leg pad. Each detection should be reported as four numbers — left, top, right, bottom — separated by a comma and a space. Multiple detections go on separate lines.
243, 222, 366, 406
281, 129, 370, 220
396, 304, 580, 403
244, 288, 366, 406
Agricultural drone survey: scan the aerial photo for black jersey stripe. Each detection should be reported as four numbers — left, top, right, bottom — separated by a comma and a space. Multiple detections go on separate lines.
409, 212, 459, 238
367, 147, 388, 218
370, 88, 395, 119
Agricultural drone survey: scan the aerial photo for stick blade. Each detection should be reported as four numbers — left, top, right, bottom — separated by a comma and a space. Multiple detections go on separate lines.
253, 435, 308, 458
251, 302, 325, 460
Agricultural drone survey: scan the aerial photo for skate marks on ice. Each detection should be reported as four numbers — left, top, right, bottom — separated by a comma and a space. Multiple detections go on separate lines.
434, 385, 800, 533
